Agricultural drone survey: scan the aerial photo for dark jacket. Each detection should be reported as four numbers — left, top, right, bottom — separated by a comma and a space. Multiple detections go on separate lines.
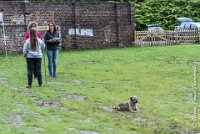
43, 31, 60, 50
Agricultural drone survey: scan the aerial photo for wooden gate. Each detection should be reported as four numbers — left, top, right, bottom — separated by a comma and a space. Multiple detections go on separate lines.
134, 30, 200, 47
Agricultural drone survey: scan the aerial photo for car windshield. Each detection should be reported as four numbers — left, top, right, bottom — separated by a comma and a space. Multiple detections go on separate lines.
176, 17, 193, 23
148, 26, 163, 30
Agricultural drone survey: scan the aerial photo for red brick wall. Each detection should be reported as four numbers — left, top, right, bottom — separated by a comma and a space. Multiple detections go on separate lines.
0, 1, 135, 52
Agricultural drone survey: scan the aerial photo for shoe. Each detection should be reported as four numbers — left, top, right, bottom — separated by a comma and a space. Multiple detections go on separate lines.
53, 73, 56, 77
26, 85, 32, 88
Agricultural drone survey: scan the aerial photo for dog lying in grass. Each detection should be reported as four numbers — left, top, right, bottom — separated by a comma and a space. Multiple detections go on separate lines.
114, 96, 139, 112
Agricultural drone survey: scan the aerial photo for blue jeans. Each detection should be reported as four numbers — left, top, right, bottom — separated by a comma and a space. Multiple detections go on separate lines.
47, 49, 58, 76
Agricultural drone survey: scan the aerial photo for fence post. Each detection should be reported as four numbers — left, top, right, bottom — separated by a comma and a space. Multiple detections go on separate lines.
175, 29, 178, 44
198, 28, 200, 43
150, 32, 152, 46
0, 11, 7, 59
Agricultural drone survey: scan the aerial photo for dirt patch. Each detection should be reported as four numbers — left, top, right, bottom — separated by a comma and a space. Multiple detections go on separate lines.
24, 111, 44, 120
64, 94, 85, 101
33, 127, 44, 133
186, 92, 193, 102
61, 73, 70, 77
127, 115, 155, 125
30, 95, 39, 101
67, 128, 99, 134
11, 112, 44, 126
23, 91, 34, 96
23, 90, 61, 109
72, 79, 82, 85
68, 127, 76, 131
128, 116, 145, 122
0, 77, 25, 90
99, 105, 113, 112
166, 60, 184, 64
83, 118, 91, 123
11, 115, 23, 125
16, 103, 25, 108
12, 87, 20, 90
48, 82, 65, 85
68, 127, 77, 131
52, 115, 62, 121
95, 102, 114, 112
0, 77, 9, 86
36, 100, 60, 108
12, 86, 26, 90
80, 130, 99, 134
92, 80, 113, 84
179, 131, 199, 134
168, 126, 199, 134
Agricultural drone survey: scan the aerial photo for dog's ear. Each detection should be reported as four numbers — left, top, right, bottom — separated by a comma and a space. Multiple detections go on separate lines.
130, 96, 133, 101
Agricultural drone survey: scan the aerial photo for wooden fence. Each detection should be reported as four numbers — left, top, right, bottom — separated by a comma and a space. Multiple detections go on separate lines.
134, 29, 200, 47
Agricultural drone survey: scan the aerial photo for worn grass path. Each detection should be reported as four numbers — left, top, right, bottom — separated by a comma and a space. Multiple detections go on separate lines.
0, 44, 199, 134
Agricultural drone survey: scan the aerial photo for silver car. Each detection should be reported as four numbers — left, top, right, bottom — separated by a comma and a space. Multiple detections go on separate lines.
147, 24, 163, 31
177, 22, 200, 30
175, 17, 200, 30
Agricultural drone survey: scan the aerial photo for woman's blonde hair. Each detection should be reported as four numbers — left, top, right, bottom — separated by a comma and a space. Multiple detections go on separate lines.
27, 21, 38, 30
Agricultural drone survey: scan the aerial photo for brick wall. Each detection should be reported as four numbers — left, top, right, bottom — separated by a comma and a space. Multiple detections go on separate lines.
0, 1, 135, 52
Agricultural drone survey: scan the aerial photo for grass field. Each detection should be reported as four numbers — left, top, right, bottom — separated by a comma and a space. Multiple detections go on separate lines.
0, 44, 199, 134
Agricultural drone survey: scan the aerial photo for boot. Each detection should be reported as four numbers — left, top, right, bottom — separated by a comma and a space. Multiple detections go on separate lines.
53, 72, 56, 77
26, 85, 32, 88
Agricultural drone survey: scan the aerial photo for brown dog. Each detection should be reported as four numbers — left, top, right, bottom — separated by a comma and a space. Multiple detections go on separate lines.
114, 96, 139, 112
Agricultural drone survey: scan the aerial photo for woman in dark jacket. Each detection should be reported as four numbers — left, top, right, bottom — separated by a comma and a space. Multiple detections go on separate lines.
43, 22, 60, 77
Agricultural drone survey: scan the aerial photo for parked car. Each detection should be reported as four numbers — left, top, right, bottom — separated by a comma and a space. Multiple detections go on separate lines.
147, 24, 163, 31
175, 17, 200, 30
174, 22, 200, 30
176, 17, 193, 23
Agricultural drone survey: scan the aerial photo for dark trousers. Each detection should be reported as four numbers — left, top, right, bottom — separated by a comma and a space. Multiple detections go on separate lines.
26, 58, 42, 86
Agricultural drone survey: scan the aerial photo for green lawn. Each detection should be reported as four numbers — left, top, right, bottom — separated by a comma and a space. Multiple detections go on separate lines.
0, 44, 199, 134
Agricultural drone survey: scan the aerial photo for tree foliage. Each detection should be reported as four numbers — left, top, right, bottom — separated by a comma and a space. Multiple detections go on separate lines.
135, 0, 200, 30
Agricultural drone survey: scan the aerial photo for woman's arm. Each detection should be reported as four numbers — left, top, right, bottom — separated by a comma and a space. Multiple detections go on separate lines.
43, 31, 50, 44
23, 40, 29, 57
24, 31, 30, 42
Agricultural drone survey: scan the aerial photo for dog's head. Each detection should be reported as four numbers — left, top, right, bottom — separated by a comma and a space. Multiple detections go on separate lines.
130, 96, 138, 104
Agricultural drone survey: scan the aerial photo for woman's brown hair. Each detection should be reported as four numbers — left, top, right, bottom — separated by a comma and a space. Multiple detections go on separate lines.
48, 22, 57, 33
30, 29, 37, 51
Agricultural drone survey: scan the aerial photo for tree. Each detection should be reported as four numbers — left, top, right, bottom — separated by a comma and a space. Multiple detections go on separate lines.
135, 0, 200, 30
